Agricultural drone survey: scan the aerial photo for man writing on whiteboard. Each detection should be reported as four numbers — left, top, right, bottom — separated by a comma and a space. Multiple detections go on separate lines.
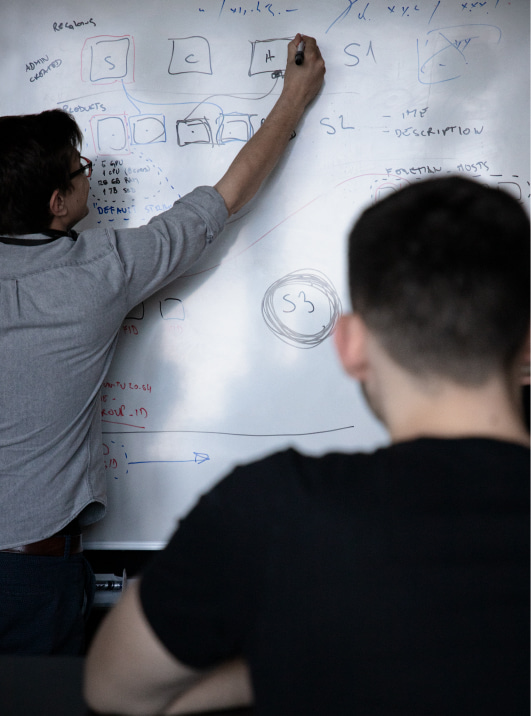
0, 34, 325, 655
85, 176, 529, 714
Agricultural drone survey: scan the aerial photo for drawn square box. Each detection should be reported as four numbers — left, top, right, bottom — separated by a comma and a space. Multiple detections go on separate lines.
497, 181, 522, 202
83, 36, 134, 83
216, 114, 254, 144
176, 118, 212, 146
126, 303, 144, 321
168, 36, 212, 75
417, 25, 501, 85
130, 115, 166, 145
91, 115, 130, 155
249, 38, 291, 76
160, 298, 185, 321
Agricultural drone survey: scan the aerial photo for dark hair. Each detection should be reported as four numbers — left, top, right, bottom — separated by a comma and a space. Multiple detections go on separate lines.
348, 176, 530, 384
0, 109, 83, 234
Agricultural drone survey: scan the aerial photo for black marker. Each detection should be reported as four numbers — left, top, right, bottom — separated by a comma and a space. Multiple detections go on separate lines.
295, 40, 305, 65
95, 579, 123, 591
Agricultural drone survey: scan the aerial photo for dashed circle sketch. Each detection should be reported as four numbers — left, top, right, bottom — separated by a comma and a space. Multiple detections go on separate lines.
261, 269, 342, 349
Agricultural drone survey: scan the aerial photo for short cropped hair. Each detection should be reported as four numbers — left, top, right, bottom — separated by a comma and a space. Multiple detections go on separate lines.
0, 109, 83, 234
348, 176, 530, 384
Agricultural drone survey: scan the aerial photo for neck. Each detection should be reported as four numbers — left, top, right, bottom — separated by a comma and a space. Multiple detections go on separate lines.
48, 217, 71, 233
386, 375, 529, 447
363, 339, 530, 447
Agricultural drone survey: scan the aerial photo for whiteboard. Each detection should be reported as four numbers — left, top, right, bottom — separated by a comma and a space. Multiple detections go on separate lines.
1, 0, 528, 548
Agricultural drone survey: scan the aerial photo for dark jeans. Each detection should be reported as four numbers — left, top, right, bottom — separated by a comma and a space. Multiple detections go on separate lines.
0, 544, 95, 655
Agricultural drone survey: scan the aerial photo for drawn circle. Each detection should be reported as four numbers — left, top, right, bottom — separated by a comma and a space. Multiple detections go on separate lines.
89, 152, 171, 227
261, 269, 342, 349
102, 440, 129, 479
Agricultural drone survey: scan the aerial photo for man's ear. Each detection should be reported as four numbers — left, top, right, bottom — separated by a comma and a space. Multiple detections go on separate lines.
49, 189, 68, 219
334, 313, 370, 381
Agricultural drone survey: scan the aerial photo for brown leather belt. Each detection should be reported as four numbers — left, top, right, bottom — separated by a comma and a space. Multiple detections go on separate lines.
1, 534, 83, 557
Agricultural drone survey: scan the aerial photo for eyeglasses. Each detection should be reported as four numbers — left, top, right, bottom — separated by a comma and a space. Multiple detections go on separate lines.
69, 156, 92, 179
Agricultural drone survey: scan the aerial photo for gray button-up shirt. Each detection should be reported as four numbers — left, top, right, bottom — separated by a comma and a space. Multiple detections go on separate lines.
0, 186, 227, 548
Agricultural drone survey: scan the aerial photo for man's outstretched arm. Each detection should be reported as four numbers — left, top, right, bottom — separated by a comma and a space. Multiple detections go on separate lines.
214, 33, 325, 215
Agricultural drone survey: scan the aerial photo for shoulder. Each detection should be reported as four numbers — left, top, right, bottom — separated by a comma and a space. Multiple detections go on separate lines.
202, 447, 383, 516
213, 439, 530, 511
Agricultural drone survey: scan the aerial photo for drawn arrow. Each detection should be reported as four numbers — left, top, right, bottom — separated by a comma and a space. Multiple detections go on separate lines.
128, 452, 210, 466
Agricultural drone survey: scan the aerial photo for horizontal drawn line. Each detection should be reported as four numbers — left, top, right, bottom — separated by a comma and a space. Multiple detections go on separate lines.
102, 419, 145, 429
102, 426, 355, 437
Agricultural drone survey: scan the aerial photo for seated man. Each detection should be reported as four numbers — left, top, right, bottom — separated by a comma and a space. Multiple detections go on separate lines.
84, 176, 530, 715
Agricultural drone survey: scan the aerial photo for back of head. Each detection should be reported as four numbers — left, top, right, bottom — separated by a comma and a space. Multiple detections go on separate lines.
0, 109, 83, 234
348, 176, 530, 384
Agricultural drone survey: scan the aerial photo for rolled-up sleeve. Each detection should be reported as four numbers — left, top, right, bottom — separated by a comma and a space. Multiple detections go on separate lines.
111, 186, 228, 308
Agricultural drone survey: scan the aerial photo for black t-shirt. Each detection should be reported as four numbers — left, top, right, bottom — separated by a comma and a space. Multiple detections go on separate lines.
140, 438, 530, 715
